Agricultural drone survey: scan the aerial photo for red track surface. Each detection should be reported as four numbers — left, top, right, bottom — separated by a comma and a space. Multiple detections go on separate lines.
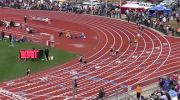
0, 8, 180, 100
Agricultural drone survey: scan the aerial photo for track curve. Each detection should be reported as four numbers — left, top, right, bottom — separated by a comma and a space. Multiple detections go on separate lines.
0, 8, 180, 100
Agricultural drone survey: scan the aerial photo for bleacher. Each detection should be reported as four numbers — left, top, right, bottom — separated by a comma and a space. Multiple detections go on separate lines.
104, 74, 180, 100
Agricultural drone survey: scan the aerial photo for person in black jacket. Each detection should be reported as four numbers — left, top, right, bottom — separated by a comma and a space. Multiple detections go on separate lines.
44, 48, 49, 61
9, 34, 12, 43
97, 88, 105, 100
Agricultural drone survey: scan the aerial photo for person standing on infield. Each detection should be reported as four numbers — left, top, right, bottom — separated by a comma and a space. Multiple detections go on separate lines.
26, 67, 30, 76
44, 48, 49, 61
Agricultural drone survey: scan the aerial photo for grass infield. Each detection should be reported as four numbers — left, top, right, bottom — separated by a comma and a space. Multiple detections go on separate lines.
0, 40, 77, 82
169, 20, 180, 29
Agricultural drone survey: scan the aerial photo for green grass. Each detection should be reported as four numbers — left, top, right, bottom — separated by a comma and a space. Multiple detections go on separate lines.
0, 40, 77, 82
169, 20, 180, 29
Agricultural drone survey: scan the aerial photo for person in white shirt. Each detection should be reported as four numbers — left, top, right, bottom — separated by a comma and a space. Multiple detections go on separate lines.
163, 17, 167, 23
176, 13, 179, 18
161, 92, 168, 100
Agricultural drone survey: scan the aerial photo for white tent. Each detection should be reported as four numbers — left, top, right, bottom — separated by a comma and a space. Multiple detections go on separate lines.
121, 3, 144, 9
82, 1, 101, 5
121, 3, 145, 14
52, 0, 66, 2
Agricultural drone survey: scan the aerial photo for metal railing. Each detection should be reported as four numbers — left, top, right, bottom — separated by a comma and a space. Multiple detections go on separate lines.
103, 72, 180, 100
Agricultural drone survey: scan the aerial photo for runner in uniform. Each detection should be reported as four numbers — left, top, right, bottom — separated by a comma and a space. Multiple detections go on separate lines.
109, 47, 114, 57
115, 49, 119, 58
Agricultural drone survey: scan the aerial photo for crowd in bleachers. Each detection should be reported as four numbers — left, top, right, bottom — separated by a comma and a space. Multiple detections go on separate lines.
125, 9, 180, 36
144, 73, 180, 100
0, 0, 179, 37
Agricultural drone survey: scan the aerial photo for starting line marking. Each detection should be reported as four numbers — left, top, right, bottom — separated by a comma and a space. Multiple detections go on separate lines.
5, 81, 15, 86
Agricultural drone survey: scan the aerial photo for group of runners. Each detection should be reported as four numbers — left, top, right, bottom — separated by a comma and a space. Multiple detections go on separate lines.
109, 47, 120, 58
78, 25, 146, 68
129, 25, 145, 45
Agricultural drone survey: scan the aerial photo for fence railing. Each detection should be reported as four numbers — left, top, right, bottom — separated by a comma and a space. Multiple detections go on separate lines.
103, 71, 180, 100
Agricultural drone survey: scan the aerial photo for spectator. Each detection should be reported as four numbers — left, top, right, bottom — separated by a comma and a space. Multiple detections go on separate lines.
172, 72, 178, 83
164, 79, 170, 91
161, 91, 168, 100
159, 77, 165, 90
168, 87, 177, 100
127, 15, 130, 23
97, 88, 105, 100
165, 92, 171, 100
175, 83, 180, 92
176, 17, 179, 25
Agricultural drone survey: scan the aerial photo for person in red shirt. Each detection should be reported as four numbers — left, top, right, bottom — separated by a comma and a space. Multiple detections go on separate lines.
172, 72, 178, 83
175, 83, 180, 92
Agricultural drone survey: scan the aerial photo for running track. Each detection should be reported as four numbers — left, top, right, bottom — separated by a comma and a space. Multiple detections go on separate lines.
0, 8, 180, 100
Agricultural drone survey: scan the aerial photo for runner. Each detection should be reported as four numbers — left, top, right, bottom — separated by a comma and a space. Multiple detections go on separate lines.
114, 49, 119, 58
139, 25, 144, 35
129, 37, 132, 44
83, 60, 87, 67
109, 47, 114, 57
134, 37, 138, 43
137, 33, 141, 40
59, 32, 63, 37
